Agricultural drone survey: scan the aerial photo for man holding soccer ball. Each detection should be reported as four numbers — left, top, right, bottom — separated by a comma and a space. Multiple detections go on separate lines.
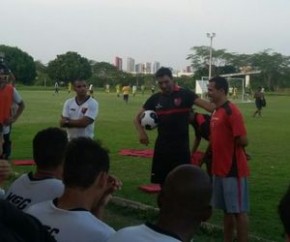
134, 67, 214, 184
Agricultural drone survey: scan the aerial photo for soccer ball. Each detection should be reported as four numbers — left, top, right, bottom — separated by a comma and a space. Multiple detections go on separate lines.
140, 110, 158, 130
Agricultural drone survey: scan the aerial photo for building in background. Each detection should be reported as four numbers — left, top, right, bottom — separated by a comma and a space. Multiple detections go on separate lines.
115, 57, 123, 71
152, 61, 160, 74
144, 62, 152, 74
135, 63, 145, 74
185, 66, 192, 73
127, 57, 135, 73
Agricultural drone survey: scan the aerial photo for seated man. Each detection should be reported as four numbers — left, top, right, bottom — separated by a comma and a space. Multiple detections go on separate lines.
26, 137, 121, 242
108, 165, 212, 242
5, 128, 67, 211
0, 159, 55, 242
278, 185, 290, 242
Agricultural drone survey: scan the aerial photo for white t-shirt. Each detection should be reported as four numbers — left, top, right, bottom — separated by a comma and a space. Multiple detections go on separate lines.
5, 172, 64, 211
26, 200, 115, 242
62, 96, 98, 140
3, 88, 23, 134
108, 223, 182, 242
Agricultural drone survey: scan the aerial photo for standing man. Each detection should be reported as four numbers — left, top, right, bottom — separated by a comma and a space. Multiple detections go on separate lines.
0, 63, 25, 159
134, 67, 214, 184
60, 79, 98, 140
122, 84, 130, 104
207, 76, 249, 242
54, 81, 59, 95
253, 86, 265, 117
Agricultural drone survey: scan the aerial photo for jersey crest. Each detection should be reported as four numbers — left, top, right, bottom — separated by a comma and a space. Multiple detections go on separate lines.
174, 97, 182, 107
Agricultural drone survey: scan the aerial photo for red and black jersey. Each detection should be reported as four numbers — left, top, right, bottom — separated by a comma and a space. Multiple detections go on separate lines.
210, 101, 249, 177
143, 86, 198, 152
190, 113, 211, 141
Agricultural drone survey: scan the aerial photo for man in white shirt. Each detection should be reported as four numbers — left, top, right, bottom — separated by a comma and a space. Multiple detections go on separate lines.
108, 165, 212, 242
60, 79, 98, 140
26, 137, 122, 242
5, 128, 67, 211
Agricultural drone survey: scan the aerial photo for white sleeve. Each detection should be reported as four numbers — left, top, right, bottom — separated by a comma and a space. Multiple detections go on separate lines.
13, 88, 23, 104
85, 100, 98, 120
62, 100, 70, 118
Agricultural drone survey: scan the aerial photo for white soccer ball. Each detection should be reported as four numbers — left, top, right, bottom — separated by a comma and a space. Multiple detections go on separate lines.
140, 110, 158, 130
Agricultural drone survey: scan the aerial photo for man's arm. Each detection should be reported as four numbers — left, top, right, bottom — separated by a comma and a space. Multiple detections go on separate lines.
60, 100, 98, 128
192, 136, 201, 153
91, 175, 122, 219
12, 101, 25, 123
60, 116, 94, 128
236, 135, 248, 147
194, 98, 215, 113
133, 108, 149, 145
4, 101, 25, 126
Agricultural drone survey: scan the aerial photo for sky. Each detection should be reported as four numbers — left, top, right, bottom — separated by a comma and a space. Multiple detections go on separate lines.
1, 0, 290, 70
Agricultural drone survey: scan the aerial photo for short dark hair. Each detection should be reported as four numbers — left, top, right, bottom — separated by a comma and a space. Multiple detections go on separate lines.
155, 67, 173, 79
33, 128, 68, 169
63, 138, 110, 189
278, 185, 290, 236
72, 79, 86, 85
209, 76, 229, 95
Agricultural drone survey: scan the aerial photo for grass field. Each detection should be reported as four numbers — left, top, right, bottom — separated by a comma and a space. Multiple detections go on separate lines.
9, 87, 290, 241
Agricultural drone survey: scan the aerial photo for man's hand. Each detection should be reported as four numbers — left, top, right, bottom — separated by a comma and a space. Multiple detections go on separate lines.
59, 116, 69, 127
4, 117, 15, 126
139, 132, 149, 146
91, 175, 122, 219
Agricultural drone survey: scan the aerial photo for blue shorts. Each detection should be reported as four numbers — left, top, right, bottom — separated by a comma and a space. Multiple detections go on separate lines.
212, 176, 249, 213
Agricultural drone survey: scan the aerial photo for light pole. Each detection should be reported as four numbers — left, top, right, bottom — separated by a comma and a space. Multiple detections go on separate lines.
206, 32, 216, 79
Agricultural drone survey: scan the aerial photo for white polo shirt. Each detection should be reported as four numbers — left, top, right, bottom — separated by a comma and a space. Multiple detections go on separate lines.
5, 172, 64, 211
62, 96, 98, 140
26, 200, 115, 242
108, 223, 182, 242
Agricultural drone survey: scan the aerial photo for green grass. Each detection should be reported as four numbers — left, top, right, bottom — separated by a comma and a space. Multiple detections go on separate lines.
9, 88, 290, 241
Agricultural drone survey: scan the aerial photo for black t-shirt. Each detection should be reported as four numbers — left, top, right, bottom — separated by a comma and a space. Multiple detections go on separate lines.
143, 87, 198, 151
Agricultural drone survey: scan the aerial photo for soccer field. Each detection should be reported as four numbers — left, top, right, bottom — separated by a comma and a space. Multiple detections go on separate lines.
10, 88, 290, 241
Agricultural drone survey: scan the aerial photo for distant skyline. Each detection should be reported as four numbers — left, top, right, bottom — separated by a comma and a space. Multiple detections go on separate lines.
1, 0, 290, 70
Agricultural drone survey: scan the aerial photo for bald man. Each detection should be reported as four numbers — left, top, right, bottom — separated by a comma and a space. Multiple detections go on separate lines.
108, 165, 212, 242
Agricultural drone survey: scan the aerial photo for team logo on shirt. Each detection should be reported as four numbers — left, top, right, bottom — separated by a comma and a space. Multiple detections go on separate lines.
155, 103, 163, 110
81, 108, 88, 114
174, 98, 182, 106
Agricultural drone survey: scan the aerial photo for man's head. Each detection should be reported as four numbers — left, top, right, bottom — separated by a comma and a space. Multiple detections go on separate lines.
72, 79, 88, 98
155, 67, 174, 94
63, 137, 110, 189
207, 76, 229, 103
158, 165, 212, 225
278, 185, 290, 241
33, 127, 68, 170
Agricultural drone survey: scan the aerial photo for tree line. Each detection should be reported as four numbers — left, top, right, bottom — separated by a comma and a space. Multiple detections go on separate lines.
1, 44, 290, 90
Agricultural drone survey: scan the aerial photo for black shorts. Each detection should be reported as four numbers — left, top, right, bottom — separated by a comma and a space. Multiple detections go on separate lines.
255, 100, 262, 110
123, 94, 129, 101
151, 150, 190, 184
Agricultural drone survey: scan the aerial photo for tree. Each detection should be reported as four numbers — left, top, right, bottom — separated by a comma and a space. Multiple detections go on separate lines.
47, 52, 92, 83
89, 62, 135, 87
0, 45, 36, 85
34, 60, 51, 86
249, 50, 290, 90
